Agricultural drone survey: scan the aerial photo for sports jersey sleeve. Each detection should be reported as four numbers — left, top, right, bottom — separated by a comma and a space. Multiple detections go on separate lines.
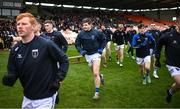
112, 31, 117, 43
59, 32, 68, 53
98, 31, 107, 49
47, 41, 69, 82
75, 34, 83, 52
147, 33, 156, 50
155, 33, 168, 60
132, 34, 139, 48
2, 49, 18, 86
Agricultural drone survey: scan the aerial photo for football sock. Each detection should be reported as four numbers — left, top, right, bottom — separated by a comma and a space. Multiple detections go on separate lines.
146, 69, 150, 76
168, 88, 173, 95
95, 87, 100, 93
142, 75, 146, 79
154, 67, 158, 72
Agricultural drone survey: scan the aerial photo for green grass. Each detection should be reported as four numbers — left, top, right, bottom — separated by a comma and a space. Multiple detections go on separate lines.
0, 45, 180, 108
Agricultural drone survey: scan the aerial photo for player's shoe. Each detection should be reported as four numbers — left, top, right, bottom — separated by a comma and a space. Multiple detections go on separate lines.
153, 71, 159, 79
103, 64, 107, 68
109, 56, 112, 61
147, 75, 151, 83
131, 56, 135, 60
93, 93, 100, 100
116, 61, 120, 64
142, 78, 146, 85
166, 89, 172, 103
100, 74, 104, 86
120, 63, 123, 67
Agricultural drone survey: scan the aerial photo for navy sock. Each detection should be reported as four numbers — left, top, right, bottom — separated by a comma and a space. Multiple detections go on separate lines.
95, 87, 100, 93
146, 69, 150, 76
169, 88, 173, 95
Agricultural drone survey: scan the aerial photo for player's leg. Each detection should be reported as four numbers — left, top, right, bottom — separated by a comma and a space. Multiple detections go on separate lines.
130, 46, 135, 59
107, 41, 112, 61
102, 47, 107, 68
115, 45, 120, 64
136, 57, 146, 84
153, 56, 159, 79
119, 44, 124, 67
166, 66, 180, 103
144, 56, 151, 83
92, 54, 101, 99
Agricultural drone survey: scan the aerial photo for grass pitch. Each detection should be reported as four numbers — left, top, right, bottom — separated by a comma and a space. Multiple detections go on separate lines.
0, 45, 180, 108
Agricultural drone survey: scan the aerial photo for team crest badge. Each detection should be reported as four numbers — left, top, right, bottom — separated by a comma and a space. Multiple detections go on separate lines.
91, 35, 95, 40
173, 40, 177, 44
32, 49, 39, 58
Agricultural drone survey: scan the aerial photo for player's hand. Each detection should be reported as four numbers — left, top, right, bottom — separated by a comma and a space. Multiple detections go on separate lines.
114, 43, 117, 46
2, 74, 16, 86
140, 42, 146, 46
125, 45, 128, 49
155, 60, 161, 68
98, 48, 103, 54
80, 50, 87, 56
49, 80, 60, 91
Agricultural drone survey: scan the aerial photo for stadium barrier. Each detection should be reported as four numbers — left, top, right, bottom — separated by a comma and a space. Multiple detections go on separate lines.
68, 55, 84, 64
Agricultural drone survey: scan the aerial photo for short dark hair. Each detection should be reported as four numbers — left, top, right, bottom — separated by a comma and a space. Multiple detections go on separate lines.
82, 18, 92, 24
44, 20, 54, 26
137, 24, 145, 29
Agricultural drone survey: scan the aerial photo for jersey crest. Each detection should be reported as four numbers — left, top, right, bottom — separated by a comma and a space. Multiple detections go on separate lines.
91, 35, 95, 40
32, 49, 39, 58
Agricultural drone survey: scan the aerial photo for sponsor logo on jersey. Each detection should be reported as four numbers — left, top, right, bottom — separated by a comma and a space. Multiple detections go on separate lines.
17, 54, 22, 58
32, 49, 38, 58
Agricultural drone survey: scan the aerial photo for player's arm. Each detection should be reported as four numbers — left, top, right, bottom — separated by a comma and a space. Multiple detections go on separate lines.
112, 31, 116, 43
147, 33, 156, 50
75, 34, 83, 52
48, 41, 69, 82
2, 50, 18, 86
155, 34, 168, 67
132, 34, 140, 48
98, 31, 107, 49
124, 32, 128, 45
59, 32, 68, 53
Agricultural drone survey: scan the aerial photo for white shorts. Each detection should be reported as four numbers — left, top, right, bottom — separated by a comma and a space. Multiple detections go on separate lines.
136, 55, 151, 65
166, 65, 180, 76
102, 41, 111, 55
149, 48, 155, 56
102, 48, 106, 56
115, 44, 124, 50
85, 53, 101, 67
106, 41, 111, 49
22, 92, 58, 109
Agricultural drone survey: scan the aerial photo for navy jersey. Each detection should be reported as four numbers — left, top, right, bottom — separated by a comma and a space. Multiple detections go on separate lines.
6, 36, 69, 99
156, 30, 180, 67
44, 31, 68, 53
112, 30, 126, 45
75, 28, 106, 55
126, 30, 137, 45
40, 34, 50, 40
102, 29, 113, 42
132, 33, 155, 58
148, 29, 161, 49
